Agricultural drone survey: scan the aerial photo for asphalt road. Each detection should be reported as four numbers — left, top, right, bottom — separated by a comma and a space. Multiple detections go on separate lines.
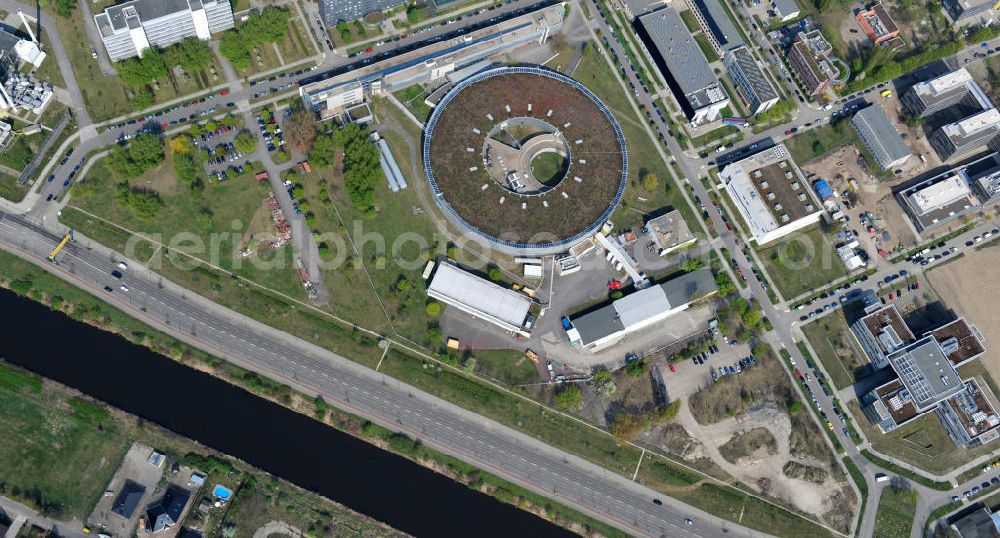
0, 208, 775, 538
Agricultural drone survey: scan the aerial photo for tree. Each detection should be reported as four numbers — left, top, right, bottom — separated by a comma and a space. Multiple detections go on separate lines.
233, 132, 258, 154
681, 258, 702, 272
164, 38, 213, 72
308, 133, 339, 167
105, 133, 164, 180
641, 172, 659, 193
488, 267, 502, 281
117, 48, 168, 88
555, 385, 582, 411
219, 32, 250, 70
173, 152, 202, 188
426, 302, 442, 316
169, 135, 194, 155
43, 0, 76, 18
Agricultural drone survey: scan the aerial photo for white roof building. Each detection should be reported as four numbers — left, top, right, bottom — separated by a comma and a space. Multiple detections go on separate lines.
427, 261, 532, 336
909, 175, 972, 214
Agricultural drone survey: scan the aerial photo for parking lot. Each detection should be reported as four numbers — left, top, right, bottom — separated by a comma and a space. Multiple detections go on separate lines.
193, 124, 250, 181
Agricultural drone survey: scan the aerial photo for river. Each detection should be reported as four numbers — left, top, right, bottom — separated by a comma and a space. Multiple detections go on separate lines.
0, 287, 574, 537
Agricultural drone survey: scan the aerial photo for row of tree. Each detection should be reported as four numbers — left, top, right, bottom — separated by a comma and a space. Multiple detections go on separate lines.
219, 7, 292, 71
308, 123, 381, 215
117, 38, 213, 89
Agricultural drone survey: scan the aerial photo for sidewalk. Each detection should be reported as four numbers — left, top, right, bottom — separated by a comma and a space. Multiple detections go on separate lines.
0, 496, 87, 538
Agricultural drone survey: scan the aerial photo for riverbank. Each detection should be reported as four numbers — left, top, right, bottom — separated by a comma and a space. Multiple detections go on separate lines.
0, 249, 624, 538
0, 359, 404, 538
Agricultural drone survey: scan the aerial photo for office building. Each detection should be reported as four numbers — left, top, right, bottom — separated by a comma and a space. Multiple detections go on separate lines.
928, 108, 1000, 161
685, 0, 744, 54
719, 144, 824, 245
317, 0, 405, 25
635, 7, 729, 125
901, 68, 992, 118
898, 151, 1000, 230
724, 45, 779, 115
95, 0, 235, 62
851, 305, 915, 369
852, 104, 911, 169
855, 3, 902, 46
621, 0, 667, 19
571, 269, 716, 351
786, 30, 837, 96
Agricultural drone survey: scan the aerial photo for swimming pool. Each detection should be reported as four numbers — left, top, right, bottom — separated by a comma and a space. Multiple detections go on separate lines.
213, 484, 233, 500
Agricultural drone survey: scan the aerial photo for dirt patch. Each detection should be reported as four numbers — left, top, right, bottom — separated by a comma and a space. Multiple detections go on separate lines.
783, 460, 829, 484
926, 246, 1000, 384
640, 422, 729, 480
718, 427, 777, 464
239, 200, 278, 251
128, 154, 177, 195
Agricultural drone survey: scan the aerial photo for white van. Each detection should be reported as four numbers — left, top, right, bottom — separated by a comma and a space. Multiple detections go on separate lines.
875, 473, 889, 483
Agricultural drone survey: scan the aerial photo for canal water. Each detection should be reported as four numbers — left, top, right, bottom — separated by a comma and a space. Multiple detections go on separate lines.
0, 287, 573, 537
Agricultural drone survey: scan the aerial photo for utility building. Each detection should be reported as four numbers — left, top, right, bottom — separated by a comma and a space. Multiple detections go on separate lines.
95, 0, 235, 62
426, 261, 534, 337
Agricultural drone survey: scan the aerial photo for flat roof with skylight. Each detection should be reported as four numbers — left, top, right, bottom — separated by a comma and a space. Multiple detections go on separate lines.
886, 337, 965, 411
719, 144, 824, 244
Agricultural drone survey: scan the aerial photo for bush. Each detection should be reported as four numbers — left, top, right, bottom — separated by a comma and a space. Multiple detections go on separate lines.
488, 267, 502, 281
641, 173, 659, 193
233, 132, 258, 154
426, 302, 442, 316
555, 385, 582, 410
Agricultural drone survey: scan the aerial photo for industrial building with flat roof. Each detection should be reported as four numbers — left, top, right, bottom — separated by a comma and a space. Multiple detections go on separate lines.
855, 3, 902, 46
299, 5, 563, 120
570, 268, 716, 351
635, 7, 729, 125
644, 210, 696, 255
852, 104, 911, 169
898, 151, 1000, 230
426, 260, 534, 336
928, 108, 1000, 161
685, 0, 744, 54
317, 0, 404, 25
724, 46, 779, 115
94, 0, 234, 62
719, 144, 824, 245
901, 68, 992, 118
786, 30, 837, 96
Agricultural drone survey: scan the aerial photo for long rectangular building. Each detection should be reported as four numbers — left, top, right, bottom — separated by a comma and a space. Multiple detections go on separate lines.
426, 261, 533, 336
852, 104, 911, 169
898, 151, 1000, 230
901, 68, 992, 118
299, 4, 563, 120
928, 108, 1000, 161
317, 0, 405, 25
686, 0, 744, 54
95, 0, 234, 62
571, 269, 716, 351
635, 7, 728, 125
786, 30, 836, 97
724, 46, 778, 115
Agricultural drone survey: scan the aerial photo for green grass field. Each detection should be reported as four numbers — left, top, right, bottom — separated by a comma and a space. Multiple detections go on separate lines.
393, 85, 433, 123
573, 44, 700, 233
801, 311, 870, 390
757, 226, 850, 299
0, 172, 28, 203
872, 486, 917, 538
0, 363, 129, 520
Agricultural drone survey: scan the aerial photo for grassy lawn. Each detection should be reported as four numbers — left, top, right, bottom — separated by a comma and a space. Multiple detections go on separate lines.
392, 85, 433, 123
679, 9, 701, 32
689, 125, 739, 148
530, 152, 566, 184
468, 349, 540, 386
801, 311, 870, 390
694, 34, 719, 62
276, 16, 317, 66
872, 486, 918, 538
0, 171, 28, 202
574, 44, 700, 232
0, 362, 129, 520
757, 225, 850, 299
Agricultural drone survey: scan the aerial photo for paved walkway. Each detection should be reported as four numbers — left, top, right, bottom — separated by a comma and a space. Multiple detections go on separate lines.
0, 496, 87, 538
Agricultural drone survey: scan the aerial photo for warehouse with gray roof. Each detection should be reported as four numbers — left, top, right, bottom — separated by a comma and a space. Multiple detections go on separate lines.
426, 261, 534, 337
852, 104, 911, 169
570, 268, 716, 351
635, 7, 729, 125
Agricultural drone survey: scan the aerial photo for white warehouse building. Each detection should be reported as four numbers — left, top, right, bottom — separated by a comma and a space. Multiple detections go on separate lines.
426, 261, 534, 337
95, 0, 235, 62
